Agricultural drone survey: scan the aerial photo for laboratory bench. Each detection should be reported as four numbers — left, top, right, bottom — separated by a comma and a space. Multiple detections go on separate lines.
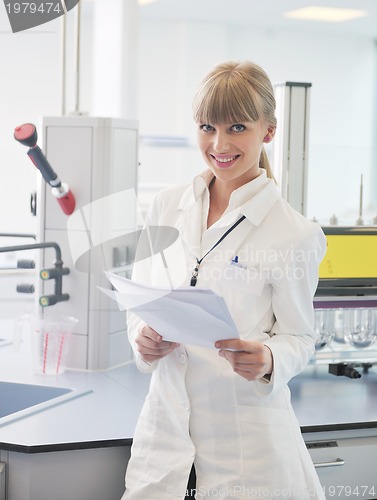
291, 364, 377, 500
0, 321, 151, 500
0, 321, 376, 499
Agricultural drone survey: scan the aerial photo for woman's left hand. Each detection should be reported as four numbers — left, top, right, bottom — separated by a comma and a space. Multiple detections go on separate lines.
215, 339, 273, 381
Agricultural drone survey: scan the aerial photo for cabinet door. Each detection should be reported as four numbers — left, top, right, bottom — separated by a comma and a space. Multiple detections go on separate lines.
7, 446, 130, 500
308, 436, 377, 500
0, 462, 6, 500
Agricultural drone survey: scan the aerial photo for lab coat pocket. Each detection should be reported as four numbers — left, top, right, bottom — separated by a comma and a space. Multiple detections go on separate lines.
223, 263, 265, 296
236, 403, 307, 492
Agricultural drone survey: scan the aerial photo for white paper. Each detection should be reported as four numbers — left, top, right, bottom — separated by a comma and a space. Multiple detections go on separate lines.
102, 272, 239, 349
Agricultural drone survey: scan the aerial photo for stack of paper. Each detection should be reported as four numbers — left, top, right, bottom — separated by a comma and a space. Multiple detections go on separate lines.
100, 272, 239, 349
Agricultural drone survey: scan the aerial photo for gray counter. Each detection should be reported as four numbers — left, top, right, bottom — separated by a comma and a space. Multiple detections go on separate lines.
290, 364, 377, 433
0, 339, 376, 453
0, 340, 150, 453
1, 326, 377, 500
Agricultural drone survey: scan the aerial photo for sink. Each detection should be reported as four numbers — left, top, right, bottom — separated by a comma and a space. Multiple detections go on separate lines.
0, 381, 92, 427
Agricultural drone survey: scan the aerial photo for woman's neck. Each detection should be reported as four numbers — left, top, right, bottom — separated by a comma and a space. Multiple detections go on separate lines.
206, 170, 261, 227
211, 182, 231, 208
207, 178, 233, 228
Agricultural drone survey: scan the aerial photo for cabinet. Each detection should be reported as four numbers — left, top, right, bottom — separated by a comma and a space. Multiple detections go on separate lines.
38, 117, 138, 371
0, 462, 6, 500
291, 366, 377, 500
0, 445, 131, 500
305, 430, 377, 500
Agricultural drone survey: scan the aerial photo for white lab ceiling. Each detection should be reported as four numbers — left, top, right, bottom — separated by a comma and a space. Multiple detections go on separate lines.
139, 0, 377, 38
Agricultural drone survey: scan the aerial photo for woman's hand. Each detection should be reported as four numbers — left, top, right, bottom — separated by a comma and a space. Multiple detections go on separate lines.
135, 324, 180, 363
215, 339, 273, 381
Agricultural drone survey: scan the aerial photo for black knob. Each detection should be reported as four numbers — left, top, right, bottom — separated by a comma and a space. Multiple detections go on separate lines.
16, 283, 35, 294
17, 259, 35, 269
39, 293, 69, 307
30, 191, 37, 216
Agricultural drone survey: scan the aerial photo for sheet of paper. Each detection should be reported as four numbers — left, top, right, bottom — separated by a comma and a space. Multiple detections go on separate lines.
102, 272, 239, 349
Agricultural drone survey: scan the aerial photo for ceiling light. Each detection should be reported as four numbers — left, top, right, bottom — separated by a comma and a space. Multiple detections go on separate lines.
284, 6, 368, 23
138, 0, 156, 5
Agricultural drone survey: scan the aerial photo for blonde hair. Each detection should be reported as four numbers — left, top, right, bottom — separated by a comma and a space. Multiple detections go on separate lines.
193, 61, 276, 178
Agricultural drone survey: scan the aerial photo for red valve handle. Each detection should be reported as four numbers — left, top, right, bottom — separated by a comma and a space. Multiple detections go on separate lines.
14, 124, 38, 147
56, 191, 76, 215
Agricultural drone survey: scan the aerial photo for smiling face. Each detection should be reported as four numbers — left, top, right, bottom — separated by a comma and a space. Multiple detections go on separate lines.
197, 120, 273, 188
192, 61, 277, 183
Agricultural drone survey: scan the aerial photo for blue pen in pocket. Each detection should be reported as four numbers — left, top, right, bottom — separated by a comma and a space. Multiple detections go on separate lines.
230, 256, 246, 269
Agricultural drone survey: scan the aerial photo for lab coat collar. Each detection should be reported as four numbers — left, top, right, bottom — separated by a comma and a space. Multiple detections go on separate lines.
240, 178, 280, 226
192, 169, 214, 201
178, 169, 280, 228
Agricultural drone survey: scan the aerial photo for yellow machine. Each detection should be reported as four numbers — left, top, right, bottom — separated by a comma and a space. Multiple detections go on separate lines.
317, 226, 377, 296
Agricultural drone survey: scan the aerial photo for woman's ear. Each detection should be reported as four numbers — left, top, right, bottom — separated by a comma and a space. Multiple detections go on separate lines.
263, 126, 276, 143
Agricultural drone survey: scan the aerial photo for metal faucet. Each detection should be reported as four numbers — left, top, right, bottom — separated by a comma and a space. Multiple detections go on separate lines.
0, 237, 69, 307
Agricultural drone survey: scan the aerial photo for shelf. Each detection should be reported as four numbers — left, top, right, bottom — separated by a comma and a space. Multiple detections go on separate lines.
311, 342, 377, 364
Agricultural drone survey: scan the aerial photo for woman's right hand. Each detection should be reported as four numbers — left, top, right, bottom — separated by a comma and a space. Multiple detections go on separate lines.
135, 324, 180, 363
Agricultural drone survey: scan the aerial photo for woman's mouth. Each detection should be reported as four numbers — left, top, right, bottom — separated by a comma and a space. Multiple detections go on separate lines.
210, 154, 240, 169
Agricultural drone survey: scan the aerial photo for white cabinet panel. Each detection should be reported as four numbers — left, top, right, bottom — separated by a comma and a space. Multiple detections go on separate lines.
307, 434, 377, 500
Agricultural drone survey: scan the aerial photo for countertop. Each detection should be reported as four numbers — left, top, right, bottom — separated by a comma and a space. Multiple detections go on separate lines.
0, 319, 151, 453
0, 319, 376, 454
289, 364, 377, 433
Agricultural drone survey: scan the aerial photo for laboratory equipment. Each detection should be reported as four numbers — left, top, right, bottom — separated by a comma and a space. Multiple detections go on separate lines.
36, 116, 138, 370
0, 241, 69, 307
291, 226, 377, 499
313, 225, 377, 373
14, 123, 76, 215
356, 174, 364, 226
343, 308, 376, 349
271, 82, 311, 215
30, 315, 78, 374
313, 308, 335, 350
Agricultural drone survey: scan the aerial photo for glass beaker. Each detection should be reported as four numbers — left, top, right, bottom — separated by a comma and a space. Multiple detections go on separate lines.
333, 308, 347, 343
314, 308, 335, 350
30, 316, 78, 375
343, 308, 377, 349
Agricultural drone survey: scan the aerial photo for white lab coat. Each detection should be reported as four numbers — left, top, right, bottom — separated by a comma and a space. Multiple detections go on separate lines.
123, 170, 327, 500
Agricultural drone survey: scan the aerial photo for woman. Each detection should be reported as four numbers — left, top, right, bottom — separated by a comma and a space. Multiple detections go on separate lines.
122, 61, 326, 499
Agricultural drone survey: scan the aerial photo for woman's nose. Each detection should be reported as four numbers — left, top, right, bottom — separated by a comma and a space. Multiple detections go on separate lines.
213, 132, 230, 152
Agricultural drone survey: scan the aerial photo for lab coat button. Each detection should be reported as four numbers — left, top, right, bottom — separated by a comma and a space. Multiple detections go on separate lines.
181, 401, 190, 411
179, 353, 187, 364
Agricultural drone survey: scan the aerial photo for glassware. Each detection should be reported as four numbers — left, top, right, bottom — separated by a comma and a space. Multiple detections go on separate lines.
31, 316, 78, 374
333, 308, 346, 343
14, 314, 78, 374
314, 308, 335, 350
343, 308, 377, 349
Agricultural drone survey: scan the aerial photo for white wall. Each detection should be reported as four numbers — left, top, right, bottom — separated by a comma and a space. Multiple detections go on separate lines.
0, 6, 81, 317
0, 8, 376, 238
0, 3, 92, 238
231, 26, 376, 223
0, 18, 60, 235
137, 18, 377, 224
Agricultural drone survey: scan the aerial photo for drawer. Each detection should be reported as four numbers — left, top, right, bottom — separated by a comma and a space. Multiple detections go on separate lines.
307, 436, 377, 499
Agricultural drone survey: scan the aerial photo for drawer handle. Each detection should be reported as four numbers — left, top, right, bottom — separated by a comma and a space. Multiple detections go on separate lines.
314, 458, 345, 468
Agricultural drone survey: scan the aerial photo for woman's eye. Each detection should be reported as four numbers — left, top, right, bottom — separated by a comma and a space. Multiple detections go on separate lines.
230, 124, 246, 132
199, 124, 215, 132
